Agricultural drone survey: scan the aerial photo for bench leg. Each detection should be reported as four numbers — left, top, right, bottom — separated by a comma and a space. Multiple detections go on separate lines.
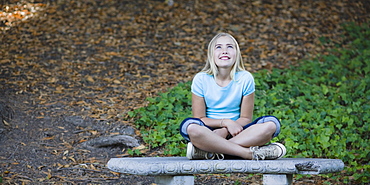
155, 175, 194, 185
263, 174, 293, 185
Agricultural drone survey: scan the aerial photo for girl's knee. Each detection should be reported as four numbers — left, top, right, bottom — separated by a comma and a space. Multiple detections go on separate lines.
256, 116, 281, 138
264, 121, 280, 138
180, 118, 206, 141
265, 121, 277, 133
253, 121, 277, 138
187, 124, 203, 137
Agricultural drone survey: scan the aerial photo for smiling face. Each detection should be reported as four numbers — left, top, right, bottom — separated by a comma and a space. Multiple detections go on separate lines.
213, 36, 237, 70
203, 33, 245, 80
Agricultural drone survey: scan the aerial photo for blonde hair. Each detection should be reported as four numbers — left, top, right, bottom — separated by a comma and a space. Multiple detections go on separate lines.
201, 33, 245, 80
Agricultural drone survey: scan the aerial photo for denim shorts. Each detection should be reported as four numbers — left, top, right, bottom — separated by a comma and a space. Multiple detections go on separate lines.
179, 116, 281, 142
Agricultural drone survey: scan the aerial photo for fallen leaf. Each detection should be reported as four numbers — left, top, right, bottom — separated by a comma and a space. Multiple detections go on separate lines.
133, 144, 146, 150
42, 136, 55, 140
113, 79, 121, 84
3, 120, 11, 126
86, 76, 94, 82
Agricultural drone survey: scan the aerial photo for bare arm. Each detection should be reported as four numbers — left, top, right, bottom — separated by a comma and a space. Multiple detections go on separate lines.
221, 93, 254, 136
192, 93, 229, 137
192, 93, 223, 127
235, 92, 254, 126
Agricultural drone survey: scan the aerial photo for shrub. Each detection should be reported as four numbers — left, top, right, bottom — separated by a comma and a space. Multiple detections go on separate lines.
128, 22, 369, 183
127, 82, 192, 155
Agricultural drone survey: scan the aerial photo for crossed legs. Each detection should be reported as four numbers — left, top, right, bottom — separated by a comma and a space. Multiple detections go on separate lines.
187, 121, 277, 159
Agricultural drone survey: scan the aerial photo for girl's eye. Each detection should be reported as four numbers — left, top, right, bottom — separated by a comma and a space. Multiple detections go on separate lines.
215, 46, 221, 49
228, 45, 233, 48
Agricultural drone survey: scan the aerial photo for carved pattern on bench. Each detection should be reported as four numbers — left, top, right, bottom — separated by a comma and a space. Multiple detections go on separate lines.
107, 157, 344, 176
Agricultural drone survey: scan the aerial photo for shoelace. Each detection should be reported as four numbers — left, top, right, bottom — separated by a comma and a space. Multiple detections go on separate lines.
204, 152, 224, 160
215, 153, 225, 160
250, 146, 264, 161
204, 152, 213, 160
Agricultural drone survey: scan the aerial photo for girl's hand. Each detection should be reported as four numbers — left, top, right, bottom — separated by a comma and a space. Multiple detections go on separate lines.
224, 119, 243, 137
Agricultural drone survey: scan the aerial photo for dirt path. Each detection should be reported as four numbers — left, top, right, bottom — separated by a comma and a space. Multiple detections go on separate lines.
0, 0, 368, 184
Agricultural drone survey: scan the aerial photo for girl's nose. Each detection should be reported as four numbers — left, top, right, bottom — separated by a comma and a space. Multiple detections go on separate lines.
222, 48, 228, 54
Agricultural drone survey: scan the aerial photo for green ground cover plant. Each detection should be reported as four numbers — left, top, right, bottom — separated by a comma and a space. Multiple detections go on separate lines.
128, 22, 369, 183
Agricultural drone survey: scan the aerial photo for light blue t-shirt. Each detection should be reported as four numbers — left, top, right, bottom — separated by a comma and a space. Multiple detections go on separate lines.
191, 71, 255, 121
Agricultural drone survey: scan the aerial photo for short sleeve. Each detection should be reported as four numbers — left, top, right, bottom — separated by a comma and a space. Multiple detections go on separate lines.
191, 73, 205, 97
239, 71, 255, 96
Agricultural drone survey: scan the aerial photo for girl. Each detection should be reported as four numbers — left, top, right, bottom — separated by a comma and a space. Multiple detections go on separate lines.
179, 33, 286, 160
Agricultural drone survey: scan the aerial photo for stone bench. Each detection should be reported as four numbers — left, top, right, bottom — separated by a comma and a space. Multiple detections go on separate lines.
107, 157, 344, 185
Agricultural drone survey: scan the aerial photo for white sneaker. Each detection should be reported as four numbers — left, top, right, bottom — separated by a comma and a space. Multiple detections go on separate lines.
250, 143, 286, 160
186, 142, 224, 160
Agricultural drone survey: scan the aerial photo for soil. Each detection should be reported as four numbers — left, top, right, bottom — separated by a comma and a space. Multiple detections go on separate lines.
0, 0, 369, 184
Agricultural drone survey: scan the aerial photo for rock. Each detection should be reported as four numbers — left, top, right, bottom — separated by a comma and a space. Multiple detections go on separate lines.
64, 116, 94, 127
119, 126, 136, 136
